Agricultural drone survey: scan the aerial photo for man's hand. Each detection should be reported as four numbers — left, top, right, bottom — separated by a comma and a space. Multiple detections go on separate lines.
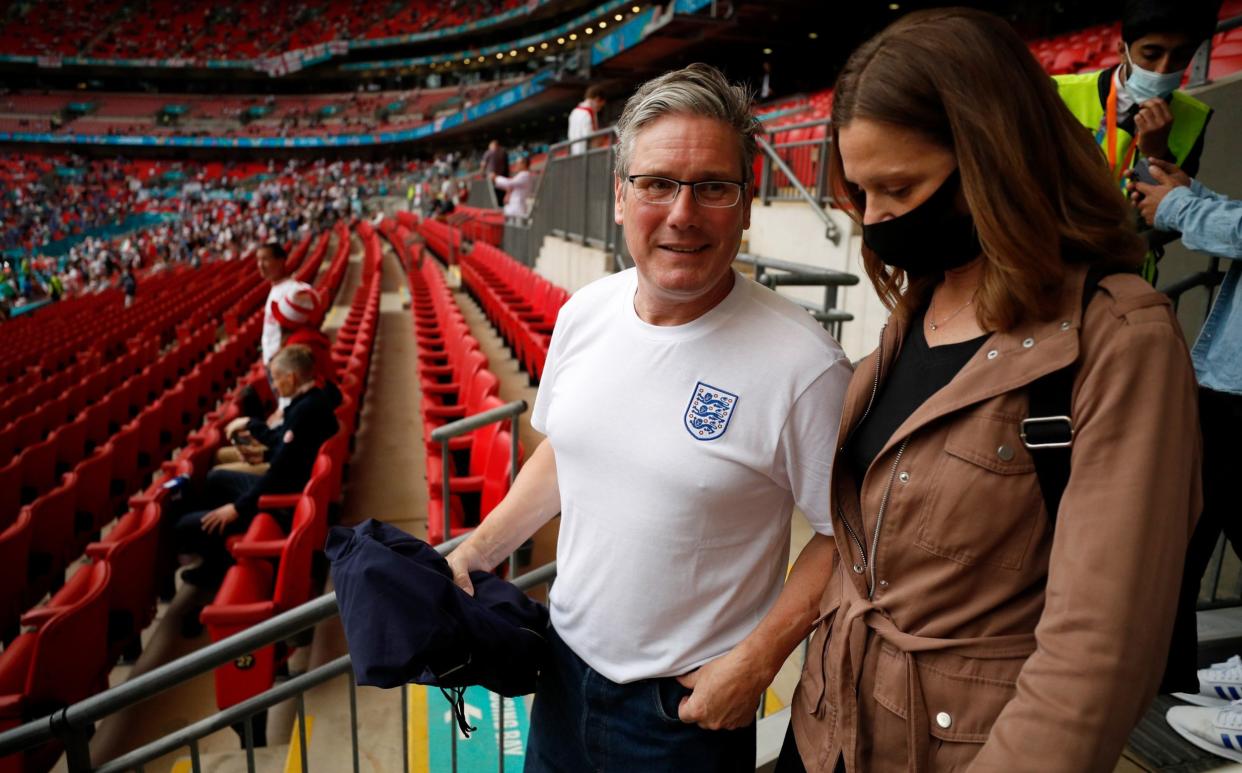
675, 648, 770, 730
201, 504, 240, 535
225, 417, 250, 438
1129, 157, 1191, 224
445, 542, 490, 597
1134, 98, 1174, 159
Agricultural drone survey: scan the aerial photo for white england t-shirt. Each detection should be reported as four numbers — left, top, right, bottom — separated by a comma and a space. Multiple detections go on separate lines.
262, 277, 313, 365
532, 269, 851, 683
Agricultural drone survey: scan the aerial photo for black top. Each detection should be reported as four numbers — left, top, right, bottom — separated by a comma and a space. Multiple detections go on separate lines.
235, 384, 339, 519
847, 309, 988, 480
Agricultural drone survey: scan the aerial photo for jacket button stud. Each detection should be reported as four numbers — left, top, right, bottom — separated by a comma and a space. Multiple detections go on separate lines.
936, 711, 952, 729
986, 349, 998, 360
852, 563, 864, 574
1060, 321, 1071, 331
898, 471, 910, 483
997, 445, 1015, 462
878, 579, 889, 587
1022, 337, 1035, 348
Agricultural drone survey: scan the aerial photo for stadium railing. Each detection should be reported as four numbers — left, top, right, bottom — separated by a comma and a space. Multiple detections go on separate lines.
1188, 12, 1242, 86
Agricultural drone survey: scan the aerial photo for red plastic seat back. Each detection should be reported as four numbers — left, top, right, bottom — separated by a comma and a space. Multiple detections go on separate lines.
0, 509, 33, 638
24, 561, 112, 707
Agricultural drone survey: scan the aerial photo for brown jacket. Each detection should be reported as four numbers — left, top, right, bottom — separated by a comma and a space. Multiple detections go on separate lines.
791, 267, 1201, 772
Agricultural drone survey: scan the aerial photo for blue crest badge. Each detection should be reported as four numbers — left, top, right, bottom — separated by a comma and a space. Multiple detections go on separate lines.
684, 382, 739, 441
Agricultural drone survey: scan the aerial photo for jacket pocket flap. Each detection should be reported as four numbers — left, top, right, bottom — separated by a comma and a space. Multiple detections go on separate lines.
873, 644, 1019, 743
944, 414, 1034, 475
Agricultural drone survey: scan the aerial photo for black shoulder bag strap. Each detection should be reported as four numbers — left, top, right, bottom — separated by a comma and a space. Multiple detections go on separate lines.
1023, 270, 1107, 524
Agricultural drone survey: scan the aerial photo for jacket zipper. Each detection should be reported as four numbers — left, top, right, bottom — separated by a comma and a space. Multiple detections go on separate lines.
867, 438, 909, 599
839, 324, 887, 589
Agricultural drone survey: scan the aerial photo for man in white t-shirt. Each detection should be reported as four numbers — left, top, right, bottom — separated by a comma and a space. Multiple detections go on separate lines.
568, 85, 605, 156
448, 64, 850, 771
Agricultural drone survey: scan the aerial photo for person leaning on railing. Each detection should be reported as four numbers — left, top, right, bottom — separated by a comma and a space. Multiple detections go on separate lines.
778, 9, 1201, 772
448, 63, 852, 772
1128, 159, 1242, 716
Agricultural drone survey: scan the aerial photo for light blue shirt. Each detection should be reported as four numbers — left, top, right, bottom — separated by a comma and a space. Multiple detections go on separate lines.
1155, 180, 1242, 394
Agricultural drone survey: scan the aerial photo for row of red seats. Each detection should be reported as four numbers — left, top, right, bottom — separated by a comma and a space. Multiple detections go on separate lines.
0, 225, 353, 771
397, 218, 521, 545
458, 240, 568, 385
410, 214, 463, 266
0, 308, 271, 773
204, 221, 374, 716
450, 205, 505, 248
0, 260, 253, 465
0, 242, 283, 419
0, 237, 300, 389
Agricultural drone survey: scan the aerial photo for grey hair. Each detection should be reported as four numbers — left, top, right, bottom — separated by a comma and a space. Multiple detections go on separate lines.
271, 344, 315, 381
613, 63, 761, 183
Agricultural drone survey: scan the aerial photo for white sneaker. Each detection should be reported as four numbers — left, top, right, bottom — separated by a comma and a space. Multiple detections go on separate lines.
1166, 700, 1242, 763
1192, 655, 1242, 704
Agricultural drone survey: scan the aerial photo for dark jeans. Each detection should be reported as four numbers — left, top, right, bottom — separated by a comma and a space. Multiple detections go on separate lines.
173, 468, 261, 582
1166, 386, 1242, 692
525, 624, 755, 772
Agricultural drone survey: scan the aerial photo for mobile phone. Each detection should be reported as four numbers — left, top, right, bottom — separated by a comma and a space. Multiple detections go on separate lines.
231, 432, 254, 447
1130, 158, 1159, 186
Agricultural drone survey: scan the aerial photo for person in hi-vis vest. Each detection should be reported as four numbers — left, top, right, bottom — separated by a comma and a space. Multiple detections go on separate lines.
1055, 0, 1219, 283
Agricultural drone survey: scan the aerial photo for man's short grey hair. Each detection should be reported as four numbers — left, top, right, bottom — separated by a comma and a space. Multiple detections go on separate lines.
271, 344, 315, 381
613, 63, 761, 183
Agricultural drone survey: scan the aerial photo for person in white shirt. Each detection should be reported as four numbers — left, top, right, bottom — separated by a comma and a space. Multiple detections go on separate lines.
492, 155, 533, 218
448, 63, 851, 772
258, 242, 317, 411
568, 85, 606, 155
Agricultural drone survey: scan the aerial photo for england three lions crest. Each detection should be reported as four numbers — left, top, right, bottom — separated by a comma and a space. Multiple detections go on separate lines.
684, 382, 739, 441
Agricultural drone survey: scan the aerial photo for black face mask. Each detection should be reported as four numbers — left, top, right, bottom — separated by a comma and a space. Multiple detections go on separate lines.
861, 170, 982, 280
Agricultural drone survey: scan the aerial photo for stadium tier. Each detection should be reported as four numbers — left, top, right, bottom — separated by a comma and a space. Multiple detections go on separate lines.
0, 0, 524, 60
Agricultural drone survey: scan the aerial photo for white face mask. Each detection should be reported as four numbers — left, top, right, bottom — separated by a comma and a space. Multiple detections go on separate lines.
1124, 45, 1185, 102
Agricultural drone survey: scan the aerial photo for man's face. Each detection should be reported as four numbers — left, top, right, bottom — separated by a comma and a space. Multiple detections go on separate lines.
614, 113, 752, 307
256, 247, 284, 281
1121, 32, 1201, 74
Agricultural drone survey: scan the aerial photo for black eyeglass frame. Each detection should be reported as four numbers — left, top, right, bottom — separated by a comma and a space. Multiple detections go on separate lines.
624, 174, 747, 208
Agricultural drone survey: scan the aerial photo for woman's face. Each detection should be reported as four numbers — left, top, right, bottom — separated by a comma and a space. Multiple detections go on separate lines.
837, 118, 959, 226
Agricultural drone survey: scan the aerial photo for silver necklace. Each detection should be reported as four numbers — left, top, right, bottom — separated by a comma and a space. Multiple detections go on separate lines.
928, 290, 976, 331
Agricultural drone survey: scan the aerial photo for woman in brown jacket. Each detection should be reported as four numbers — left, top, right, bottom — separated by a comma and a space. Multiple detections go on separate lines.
780, 8, 1201, 772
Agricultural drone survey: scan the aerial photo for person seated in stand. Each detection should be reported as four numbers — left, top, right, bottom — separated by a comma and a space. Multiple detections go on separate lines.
175, 344, 339, 591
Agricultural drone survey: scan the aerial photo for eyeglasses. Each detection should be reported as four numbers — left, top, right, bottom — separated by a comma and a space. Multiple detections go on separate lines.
626, 175, 745, 208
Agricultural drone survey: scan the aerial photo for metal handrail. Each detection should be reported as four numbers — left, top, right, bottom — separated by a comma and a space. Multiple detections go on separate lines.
431, 400, 527, 578
0, 532, 472, 757
1188, 14, 1242, 87
755, 135, 840, 245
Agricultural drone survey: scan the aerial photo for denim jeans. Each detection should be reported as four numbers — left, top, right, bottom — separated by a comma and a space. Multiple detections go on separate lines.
525, 623, 755, 773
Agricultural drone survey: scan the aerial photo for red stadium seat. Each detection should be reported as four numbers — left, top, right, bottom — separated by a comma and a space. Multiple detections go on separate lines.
86, 499, 163, 660
0, 509, 33, 642
428, 427, 518, 545
23, 473, 80, 601
0, 561, 111, 770
17, 435, 58, 504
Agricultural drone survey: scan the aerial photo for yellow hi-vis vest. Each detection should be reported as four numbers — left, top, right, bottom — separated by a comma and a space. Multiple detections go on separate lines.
1055, 70, 1212, 282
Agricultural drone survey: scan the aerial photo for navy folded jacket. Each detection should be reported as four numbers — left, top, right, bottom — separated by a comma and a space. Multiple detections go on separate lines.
327, 519, 549, 700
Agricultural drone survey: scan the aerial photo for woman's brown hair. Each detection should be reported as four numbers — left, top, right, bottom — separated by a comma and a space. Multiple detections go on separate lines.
830, 7, 1145, 331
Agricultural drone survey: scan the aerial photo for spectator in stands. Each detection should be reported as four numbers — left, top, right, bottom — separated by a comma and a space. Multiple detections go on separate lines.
568, 85, 605, 155
120, 263, 137, 307
257, 239, 316, 373
448, 63, 852, 771
491, 154, 532, 219
1054, 0, 1219, 283
1126, 160, 1242, 715
779, 10, 1200, 772
480, 139, 510, 207
174, 344, 338, 591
